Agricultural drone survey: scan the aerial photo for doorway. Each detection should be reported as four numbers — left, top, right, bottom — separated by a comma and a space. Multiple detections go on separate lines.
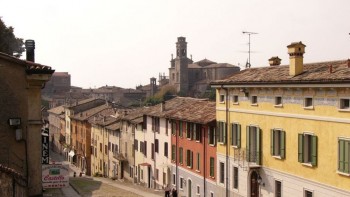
250, 171, 259, 197
188, 179, 192, 197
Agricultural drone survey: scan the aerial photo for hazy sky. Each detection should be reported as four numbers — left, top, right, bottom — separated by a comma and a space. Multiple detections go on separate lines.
2, 0, 350, 88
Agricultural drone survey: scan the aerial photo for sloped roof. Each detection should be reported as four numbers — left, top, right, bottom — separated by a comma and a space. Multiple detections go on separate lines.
0, 52, 54, 74
165, 100, 216, 124
211, 60, 350, 85
47, 105, 65, 115
106, 122, 121, 131
71, 104, 110, 121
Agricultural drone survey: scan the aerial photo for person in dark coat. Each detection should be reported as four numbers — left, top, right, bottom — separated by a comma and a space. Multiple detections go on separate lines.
171, 188, 177, 197
165, 185, 170, 197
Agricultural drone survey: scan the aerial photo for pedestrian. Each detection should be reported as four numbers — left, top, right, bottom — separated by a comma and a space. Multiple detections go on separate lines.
171, 188, 177, 197
165, 184, 170, 197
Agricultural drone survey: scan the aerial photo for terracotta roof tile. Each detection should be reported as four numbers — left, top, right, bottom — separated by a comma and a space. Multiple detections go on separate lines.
47, 105, 65, 115
211, 60, 350, 85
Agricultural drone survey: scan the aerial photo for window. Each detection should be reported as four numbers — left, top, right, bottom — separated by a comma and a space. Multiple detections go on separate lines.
108, 142, 111, 151
338, 138, 350, 174
144, 141, 147, 157
196, 186, 200, 195
143, 115, 147, 130
275, 180, 282, 197
304, 97, 313, 108
340, 98, 350, 110
164, 142, 168, 157
275, 96, 282, 106
233, 167, 238, 189
105, 145, 108, 154
251, 96, 258, 105
233, 95, 239, 103
210, 157, 214, 177
172, 145, 176, 161
210, 192, 214, 197
231, 123, 241, 148
140, 141, 144, 154
152, 117, 160, 133
208, 126, 216, 145
220, 95, 225, 103
151, 143, 155, 160
219, 162, 225, 184
134, 140, 138, 151
179, 147, 183, 164
100, 143, 102, 152
141, 169, 143, 180
246, 125, 261, 164
163, 172, 166, 185
180, 177, 184, 189
304, 190, 313, 197
194, 124, 201, 142
171, 122, 176, 135
187, 122, 194, 139
196, 153, 200, 171
217, 121, 226, 144
179, 121, 183, 137
186, 149, 193, 168
172, 174, 176, 185
298, 133, 317, 166
271, 129, 286, 159
155, 139, 159, 153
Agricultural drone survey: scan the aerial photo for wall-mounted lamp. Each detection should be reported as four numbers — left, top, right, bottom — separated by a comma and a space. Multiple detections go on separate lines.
257, 175, 265, 186
8, 118, 22, 141
8, 118, 21, 126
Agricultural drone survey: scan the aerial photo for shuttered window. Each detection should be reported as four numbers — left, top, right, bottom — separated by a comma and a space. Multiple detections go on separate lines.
231, 123, 241, 148
246, 125, 261, 164
210, 157, 215, 177
298, 133, 317, 166
171, 144, 176, 161
217, 121, 226, 144
179, 147, 183, 164
270, 129, 285, 159
338, 139, 350, 174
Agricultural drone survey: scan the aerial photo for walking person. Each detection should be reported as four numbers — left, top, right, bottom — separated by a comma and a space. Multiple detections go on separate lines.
165, 184, 171, 197
171, 188, 177, 197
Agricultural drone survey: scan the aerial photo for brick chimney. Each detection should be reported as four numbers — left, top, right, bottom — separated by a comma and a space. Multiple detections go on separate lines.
268, 56, 281, 66
25, 40, 35, 62
287, 41, 306, 76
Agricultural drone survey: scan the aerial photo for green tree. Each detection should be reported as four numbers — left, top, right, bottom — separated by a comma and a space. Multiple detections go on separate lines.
0, 18, 24, 57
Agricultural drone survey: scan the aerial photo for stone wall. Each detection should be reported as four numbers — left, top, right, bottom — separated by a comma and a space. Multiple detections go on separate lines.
0, 165, 27, 197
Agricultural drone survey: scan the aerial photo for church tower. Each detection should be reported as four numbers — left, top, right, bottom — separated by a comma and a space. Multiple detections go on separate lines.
174, 37, 189, 94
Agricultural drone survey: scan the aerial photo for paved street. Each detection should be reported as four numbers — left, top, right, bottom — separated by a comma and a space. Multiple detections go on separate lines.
44, 149, 163, 197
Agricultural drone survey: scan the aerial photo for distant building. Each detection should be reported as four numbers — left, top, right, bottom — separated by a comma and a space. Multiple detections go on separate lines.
42, 72, 71, 96
169, 37, 240, 96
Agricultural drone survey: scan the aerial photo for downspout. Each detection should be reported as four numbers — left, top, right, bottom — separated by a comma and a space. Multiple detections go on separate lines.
223, 86, 229, 197
153, 118, 156, 189
175, 120, 179, 193
203, 125, 206, 197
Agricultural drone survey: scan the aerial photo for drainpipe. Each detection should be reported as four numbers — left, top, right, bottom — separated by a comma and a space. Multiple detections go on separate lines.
203, 125, 206, 197
222, 85, 230, 197
175, 120, 179, 193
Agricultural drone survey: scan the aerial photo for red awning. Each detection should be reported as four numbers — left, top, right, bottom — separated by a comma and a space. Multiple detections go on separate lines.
139, 162, 151, 166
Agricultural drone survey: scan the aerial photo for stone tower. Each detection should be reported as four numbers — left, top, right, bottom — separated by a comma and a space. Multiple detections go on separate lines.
174, 37, 189, 93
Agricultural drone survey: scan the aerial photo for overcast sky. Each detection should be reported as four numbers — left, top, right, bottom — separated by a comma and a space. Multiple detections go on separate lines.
1, 0, 350, 88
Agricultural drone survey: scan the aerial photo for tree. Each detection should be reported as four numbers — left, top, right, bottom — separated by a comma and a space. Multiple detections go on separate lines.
0, 18, 24, 57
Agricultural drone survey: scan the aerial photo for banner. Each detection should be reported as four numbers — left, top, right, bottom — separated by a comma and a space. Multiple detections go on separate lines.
42, 164, 69, 188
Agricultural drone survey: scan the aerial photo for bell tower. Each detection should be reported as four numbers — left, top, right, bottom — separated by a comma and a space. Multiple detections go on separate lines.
174, 37, 189, 94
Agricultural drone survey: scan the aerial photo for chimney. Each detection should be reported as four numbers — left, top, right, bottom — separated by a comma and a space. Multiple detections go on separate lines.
160, 101, 165, 112
287, 41, 306, 76
268, 56, 281, 66
25, 40, 35, 62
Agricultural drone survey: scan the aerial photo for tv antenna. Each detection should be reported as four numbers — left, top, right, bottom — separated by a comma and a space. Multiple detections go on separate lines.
242, 31, 258, 68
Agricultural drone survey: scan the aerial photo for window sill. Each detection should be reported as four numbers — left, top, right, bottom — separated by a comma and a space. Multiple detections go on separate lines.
196, 170, 200, 173
303, 106, 314, 110
272, 155, 282, 160
218, 142, 225, 145
250, 103, 258, 106
209, 144, 215, 147
338, 109, 350, 112
187, 166, 192, 169
274, 104, 283, 108
301, 162, 314, 167
195, 140, 201, 143
232, 102, 239, 105
231, 145, 239, 149
337, 171, 350, 176
219, 101, 225, 104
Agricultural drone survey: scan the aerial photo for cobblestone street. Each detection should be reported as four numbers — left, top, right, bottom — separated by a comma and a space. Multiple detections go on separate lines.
43, 149, 163, 197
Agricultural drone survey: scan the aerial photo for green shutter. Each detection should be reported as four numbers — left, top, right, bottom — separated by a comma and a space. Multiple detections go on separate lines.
213, 127, 216, 146
223, 122, 227, 144
339, 140, 345, 172
298, 134, 304, 163
197, 153, 200, 170
345, 141, 349, 173
179, 121, 182, 137
193, 123, 197, 140
237, 124, 241, 148
280, 130, 286, 159
256, 127, 261, 165
311, 135, 317, 166
246, 126, 250, 162
270, 129, 274, 156
230, 123, 233, 145
190, 151, 193, 168
208, 127, 211, 145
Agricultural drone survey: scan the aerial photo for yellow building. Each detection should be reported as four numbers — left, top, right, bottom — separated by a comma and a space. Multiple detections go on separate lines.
211, 42, 350, 197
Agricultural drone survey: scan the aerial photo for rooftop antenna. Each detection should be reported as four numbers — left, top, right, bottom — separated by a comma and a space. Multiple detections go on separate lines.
242, 31, 258, 68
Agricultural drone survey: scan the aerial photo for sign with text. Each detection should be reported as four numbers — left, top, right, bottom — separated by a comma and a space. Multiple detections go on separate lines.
42, 164, 69, 188
42, 128, 49, 164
